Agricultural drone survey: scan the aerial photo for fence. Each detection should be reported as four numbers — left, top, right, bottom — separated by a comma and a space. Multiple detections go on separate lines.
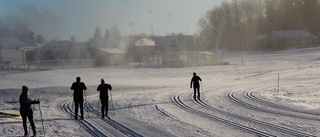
0, 59, 96, 71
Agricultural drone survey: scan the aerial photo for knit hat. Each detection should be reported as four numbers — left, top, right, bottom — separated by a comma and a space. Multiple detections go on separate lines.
22, 85, 28, 94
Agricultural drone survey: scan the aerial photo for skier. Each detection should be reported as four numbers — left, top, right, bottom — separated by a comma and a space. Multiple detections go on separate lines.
190, 72, 202, 100
97, 79, 112, 118
71, 77, 87, 120
19, 85, 40, 137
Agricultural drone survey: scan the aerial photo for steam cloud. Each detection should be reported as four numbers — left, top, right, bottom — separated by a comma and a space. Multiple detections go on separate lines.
0, 2, 64, 40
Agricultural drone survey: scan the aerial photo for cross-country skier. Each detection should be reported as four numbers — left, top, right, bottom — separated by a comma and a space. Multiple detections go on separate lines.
19, 85, 40, 137
71, 77, 87, 120
97, 79, 112, 118
190, 72, 202, 100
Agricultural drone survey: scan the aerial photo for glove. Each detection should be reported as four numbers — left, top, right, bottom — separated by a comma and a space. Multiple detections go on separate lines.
35, 99, 40, 104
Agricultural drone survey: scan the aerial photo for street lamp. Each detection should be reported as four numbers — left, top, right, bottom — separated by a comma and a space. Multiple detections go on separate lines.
152, 24, 156, 37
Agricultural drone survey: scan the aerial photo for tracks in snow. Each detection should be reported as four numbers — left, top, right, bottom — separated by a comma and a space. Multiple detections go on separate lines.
244, 91, 320, 116
228, 91, 320, 121
171, 92, 274, 137
60, 90, 318, 136
170, 92, 316, 136
60, 100, 108, 137
225, 92, 316, 136
60, 99, 142, 137
85, 100, 143, 137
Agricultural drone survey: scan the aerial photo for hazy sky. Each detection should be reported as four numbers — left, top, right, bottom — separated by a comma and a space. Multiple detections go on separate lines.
0, 0, 222, 41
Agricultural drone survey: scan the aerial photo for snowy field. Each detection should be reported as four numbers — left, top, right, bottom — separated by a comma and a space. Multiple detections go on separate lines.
1, 47, 320, 137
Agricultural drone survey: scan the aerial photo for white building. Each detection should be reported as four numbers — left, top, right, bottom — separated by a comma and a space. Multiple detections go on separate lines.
0, 38, 33, 67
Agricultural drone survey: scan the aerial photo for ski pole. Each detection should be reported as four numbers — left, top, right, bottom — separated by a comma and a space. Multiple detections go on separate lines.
84, 90, 89, 118
109, 90, 115, 115
199, 81, 203, 100
97, 98, 100, 117
72, 101, 74, 118
39, 102, 45, 137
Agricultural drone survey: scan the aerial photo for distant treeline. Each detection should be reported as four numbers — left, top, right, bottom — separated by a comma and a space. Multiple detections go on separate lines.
198, 0, 320, 50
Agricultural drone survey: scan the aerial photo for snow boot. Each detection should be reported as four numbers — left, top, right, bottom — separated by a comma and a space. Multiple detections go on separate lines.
33, 130, 37, 136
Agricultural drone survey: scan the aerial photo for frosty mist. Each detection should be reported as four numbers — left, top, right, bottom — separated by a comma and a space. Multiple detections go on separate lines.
1, 0, 320, 67
198, 0, 320, 51
0, 2, 64, 40
1, 1, 320, 136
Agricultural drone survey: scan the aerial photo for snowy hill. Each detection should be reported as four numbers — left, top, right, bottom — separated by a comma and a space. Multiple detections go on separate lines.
1, 47, 320, 136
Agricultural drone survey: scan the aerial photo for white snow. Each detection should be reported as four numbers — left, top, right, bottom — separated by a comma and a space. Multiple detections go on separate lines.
1, 47, 320, 136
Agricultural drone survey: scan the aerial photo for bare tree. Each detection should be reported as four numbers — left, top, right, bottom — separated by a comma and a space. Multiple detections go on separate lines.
197, 0, 320, 51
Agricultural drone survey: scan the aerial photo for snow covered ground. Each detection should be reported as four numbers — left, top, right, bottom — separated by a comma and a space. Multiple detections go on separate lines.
1, 47, 320, 137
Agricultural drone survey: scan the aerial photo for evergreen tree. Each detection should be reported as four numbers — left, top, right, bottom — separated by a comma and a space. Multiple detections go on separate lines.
110, 25, 122, 47
94, 27, 103, 43
70, 36, 77, 43
104, 29, 110, 44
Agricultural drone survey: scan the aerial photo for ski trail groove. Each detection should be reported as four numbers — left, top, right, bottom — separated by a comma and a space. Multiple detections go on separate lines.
241, 91, 320, 120
154, 105, 177, 119
171, 92, 274, 137
60, 100, 108, 137
86, 99, 143, 137
225, 91, 316, 136
245, 91, 320, 116
227, 91, 320, 121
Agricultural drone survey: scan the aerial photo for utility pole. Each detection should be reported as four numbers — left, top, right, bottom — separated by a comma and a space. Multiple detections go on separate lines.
151, 24, 156, 38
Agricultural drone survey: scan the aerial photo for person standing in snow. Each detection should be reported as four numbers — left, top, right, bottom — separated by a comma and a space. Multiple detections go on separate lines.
97, 79, 112, 118
19, 85, 40, 136
71, 77, 87, 120
190, 72, 202, 100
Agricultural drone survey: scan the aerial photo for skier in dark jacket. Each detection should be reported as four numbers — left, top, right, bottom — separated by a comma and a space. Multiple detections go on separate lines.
19, 85, 40, 137
71, 77, 87, 120
190, 72, 202, 100
97, 79, 112, 118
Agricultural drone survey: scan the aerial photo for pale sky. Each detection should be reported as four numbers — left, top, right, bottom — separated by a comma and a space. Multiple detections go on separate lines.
0, 0, 223, 41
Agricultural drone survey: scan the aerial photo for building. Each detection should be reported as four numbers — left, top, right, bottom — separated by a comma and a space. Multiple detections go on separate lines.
27, 41, 126, 68
134, 38, 156, 55
152, 35, 216, 67
0, 38, 33, 68
162, 51, 215, 67
265, 30, 315, 50
254, 34, 269, 50
94, 48, 125, 66
131, 38, 157, 66
153, 35, 195, 51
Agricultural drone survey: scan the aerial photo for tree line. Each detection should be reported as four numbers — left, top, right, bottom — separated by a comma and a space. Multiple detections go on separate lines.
197, 0, 320, 51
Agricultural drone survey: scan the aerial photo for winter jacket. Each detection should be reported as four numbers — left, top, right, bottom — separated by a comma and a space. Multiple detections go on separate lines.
97, 84, 112, 99
190, 76, 202, 88
19, 95, 39, 113
71, 82, 87, 102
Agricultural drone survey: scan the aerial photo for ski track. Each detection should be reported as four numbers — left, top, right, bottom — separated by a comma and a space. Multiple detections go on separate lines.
171, 92, 274, 137
224, 91, 315, 136
60, 100, 108, 137
60, 97, 144, 137
154, 105, 177, 119
85, 99, 143, 137
245, 91, 320, 116
70, 89, 318, 137
3, 47, 320, 136
166, 88, 317, 137
227, 91, 320, 121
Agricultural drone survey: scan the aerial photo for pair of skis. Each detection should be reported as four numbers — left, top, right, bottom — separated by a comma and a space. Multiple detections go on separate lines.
0, 111, 21, 118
